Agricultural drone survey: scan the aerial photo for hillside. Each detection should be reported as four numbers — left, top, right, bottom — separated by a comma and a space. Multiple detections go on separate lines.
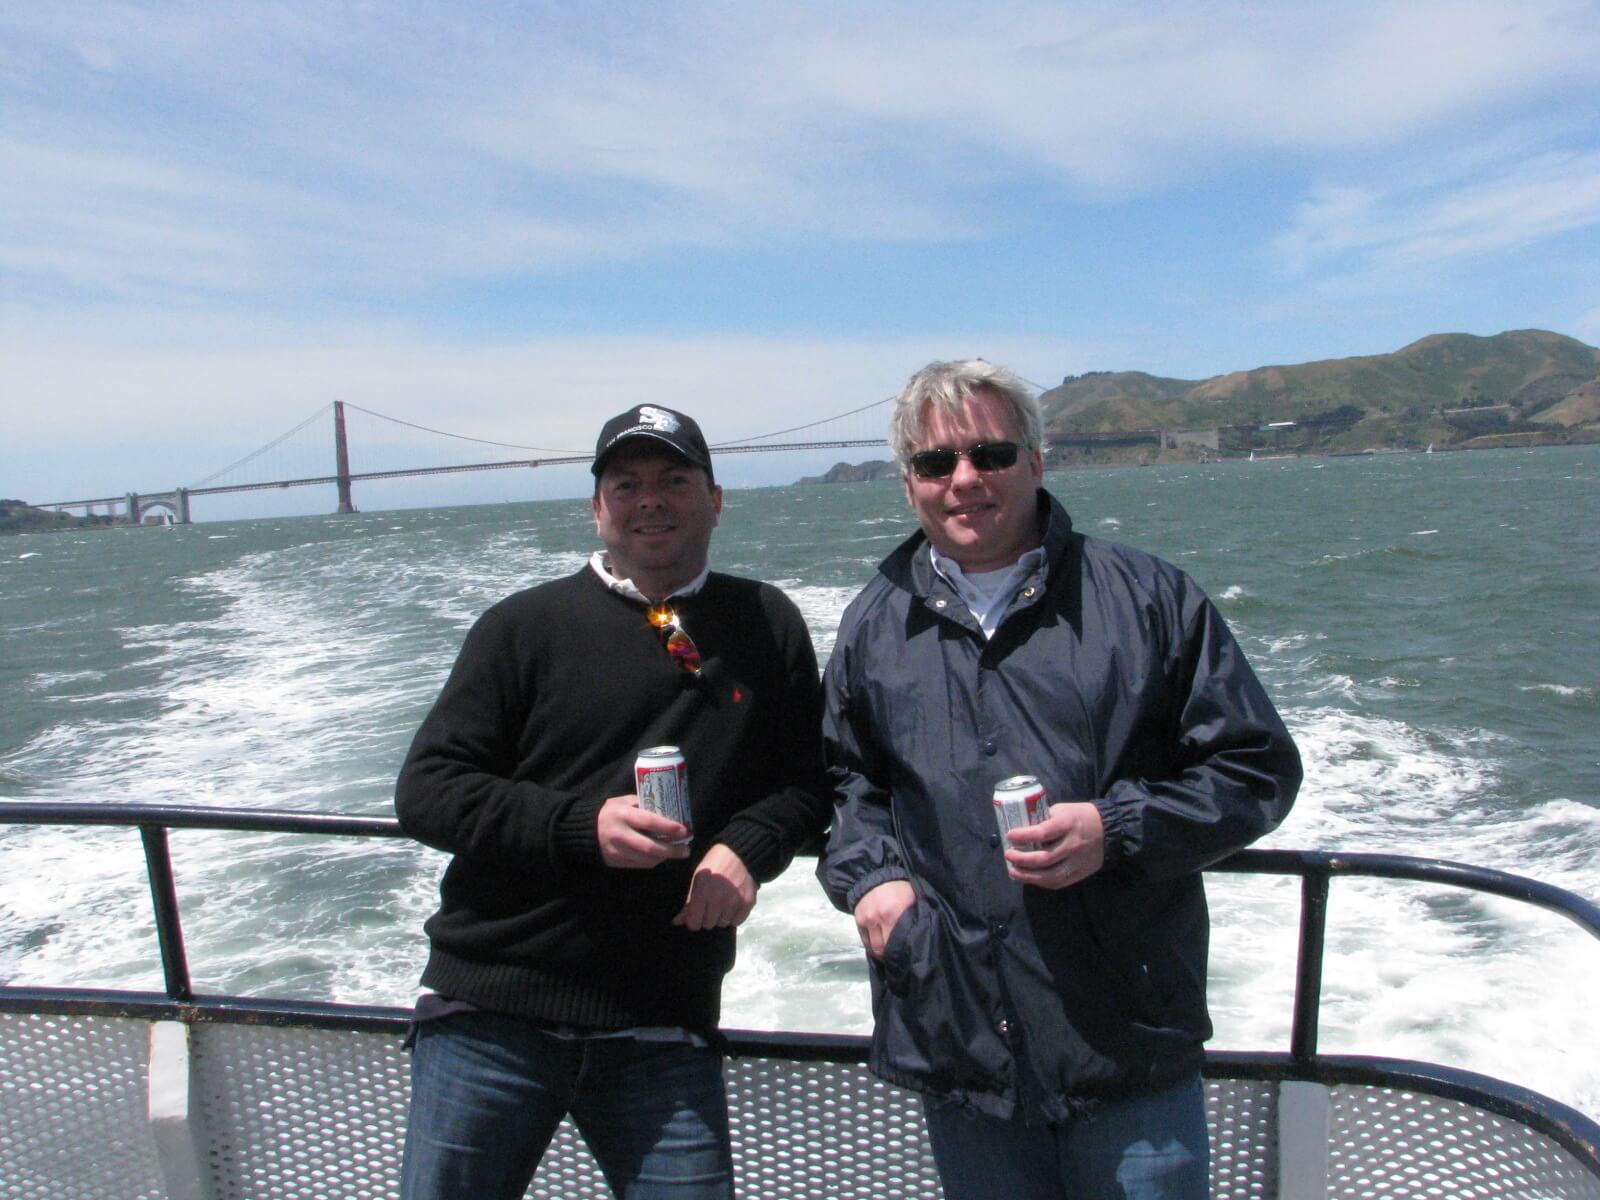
1038, 329, 1600, 460
795, 460, 901, 485
0, 499, 116, 535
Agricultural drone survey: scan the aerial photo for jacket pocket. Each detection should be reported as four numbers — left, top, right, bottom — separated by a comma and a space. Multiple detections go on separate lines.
878, 898, 926, 998
871, 900, 1011, 1092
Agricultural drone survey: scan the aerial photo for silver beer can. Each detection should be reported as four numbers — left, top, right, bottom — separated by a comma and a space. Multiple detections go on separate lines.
993, 775, 1048, 838
635, 745, 693, 843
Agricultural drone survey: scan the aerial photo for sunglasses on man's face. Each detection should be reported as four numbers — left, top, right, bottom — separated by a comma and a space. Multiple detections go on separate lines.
648, 605, 702, 675
908, 441, 1021, 480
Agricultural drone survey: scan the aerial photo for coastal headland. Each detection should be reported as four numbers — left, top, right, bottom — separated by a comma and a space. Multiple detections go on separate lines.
797, 328, 1600, 482
0, 500, 117, 535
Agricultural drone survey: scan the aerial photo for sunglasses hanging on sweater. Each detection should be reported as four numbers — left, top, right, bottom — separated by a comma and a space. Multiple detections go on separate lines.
648, 605, 703, 676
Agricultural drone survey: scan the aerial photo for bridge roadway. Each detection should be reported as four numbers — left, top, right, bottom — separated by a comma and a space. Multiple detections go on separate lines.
41, 438, 892, 522
44, 425, 1214, 523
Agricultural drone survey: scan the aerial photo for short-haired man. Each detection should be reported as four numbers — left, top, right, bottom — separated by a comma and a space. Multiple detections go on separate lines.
818, 360, 1301, 1200
397, 405, 830, 1199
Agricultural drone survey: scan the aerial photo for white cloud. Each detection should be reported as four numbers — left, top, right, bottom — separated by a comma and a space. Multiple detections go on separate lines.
758, 1, 1600, 193
1274, 150, 1600, 282
4, 1, 1599, 307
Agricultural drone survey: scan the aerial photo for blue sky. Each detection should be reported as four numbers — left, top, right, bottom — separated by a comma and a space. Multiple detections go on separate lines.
5, 1, 1600, 511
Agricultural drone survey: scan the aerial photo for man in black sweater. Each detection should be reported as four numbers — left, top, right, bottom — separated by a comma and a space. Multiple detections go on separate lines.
396, 405, 830, 1199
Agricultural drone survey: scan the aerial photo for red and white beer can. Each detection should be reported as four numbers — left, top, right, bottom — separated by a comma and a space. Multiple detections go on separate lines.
635, 745, 693, 843
993, 775, 1048, 838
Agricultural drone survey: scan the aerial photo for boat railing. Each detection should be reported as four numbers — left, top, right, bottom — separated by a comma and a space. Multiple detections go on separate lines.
2, 799, 1598, 1199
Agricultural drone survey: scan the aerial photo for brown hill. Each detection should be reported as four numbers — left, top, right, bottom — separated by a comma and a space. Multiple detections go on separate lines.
1038, 329, 1600, 456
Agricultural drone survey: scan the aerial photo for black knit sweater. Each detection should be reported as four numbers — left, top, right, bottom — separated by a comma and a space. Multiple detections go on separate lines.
396, 566, 829, 1033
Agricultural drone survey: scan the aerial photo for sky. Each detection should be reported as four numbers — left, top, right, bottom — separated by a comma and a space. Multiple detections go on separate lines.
5, 1, 1600, 514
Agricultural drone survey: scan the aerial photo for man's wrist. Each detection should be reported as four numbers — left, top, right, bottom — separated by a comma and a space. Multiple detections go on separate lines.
846, 867, 911, 912
552, 793, 607, 865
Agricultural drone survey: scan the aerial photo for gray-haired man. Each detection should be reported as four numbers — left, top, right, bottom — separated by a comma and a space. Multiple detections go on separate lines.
818, 360, 1301, 1199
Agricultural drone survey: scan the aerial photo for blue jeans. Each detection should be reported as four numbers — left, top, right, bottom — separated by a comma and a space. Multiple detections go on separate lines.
922, 1075, 1209, 1200
400, 1011, 733, 1200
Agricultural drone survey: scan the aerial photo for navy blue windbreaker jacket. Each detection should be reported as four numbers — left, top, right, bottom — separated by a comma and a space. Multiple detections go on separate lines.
817, 491, 1301, 1122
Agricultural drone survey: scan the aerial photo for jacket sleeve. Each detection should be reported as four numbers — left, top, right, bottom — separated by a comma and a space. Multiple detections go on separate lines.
1094, 575, 1302, 881
710, 587, 833, 884
815, 614, 912, 913
394, 606, 602, 871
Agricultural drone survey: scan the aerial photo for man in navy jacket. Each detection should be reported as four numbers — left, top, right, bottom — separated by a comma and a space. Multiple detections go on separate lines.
818, 360, 1301, 1200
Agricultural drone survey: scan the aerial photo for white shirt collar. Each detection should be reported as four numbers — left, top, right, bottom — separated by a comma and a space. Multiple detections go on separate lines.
588, 552, 710, 605
929, 544, 1045, 639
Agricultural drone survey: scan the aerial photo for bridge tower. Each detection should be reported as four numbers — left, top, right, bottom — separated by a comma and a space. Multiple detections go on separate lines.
333, 401, 358, 514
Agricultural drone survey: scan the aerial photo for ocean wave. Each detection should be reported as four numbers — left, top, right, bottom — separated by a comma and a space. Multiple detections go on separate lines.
1272, 705, 1501, 847
1519, 683, 1596, 700
722, 871, 868, 1035
783, 584, 857, 663
1372, 675, 1422, 690
1263, 631, 1324, 654
23, 669, 106, 691
1253, 704, 1600, 1113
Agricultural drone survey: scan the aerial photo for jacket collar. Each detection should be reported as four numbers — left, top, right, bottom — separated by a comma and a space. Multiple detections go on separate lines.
882, 489, 1075, 604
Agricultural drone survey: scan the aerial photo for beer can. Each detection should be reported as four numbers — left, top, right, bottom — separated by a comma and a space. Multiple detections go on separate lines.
635, 745, 693, 843
993, 775, 1048, 838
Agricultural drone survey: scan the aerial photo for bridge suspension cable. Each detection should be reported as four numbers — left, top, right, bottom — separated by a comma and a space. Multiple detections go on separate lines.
715, 395, 893, 447
341, 402, 584, 455
189, 404, 330, 487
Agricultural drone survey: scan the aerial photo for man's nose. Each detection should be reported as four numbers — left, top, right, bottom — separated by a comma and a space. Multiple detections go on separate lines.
948, 455, 983, 487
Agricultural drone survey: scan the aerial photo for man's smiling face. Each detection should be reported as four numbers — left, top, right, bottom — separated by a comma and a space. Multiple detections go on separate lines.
903, 387, 1043, 573
592, 444, 722, 598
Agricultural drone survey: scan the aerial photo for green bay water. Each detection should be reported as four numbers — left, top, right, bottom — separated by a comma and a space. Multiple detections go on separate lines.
3, 445, 1598, 1115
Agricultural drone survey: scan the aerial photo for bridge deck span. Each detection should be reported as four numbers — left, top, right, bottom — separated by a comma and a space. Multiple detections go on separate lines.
40, 439, 890, 513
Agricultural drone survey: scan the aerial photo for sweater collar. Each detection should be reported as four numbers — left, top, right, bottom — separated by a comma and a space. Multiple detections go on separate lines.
588, 552, 710, 605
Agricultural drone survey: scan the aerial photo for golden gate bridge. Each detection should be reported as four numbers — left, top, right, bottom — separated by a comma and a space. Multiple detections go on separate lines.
39, 398, 897, 524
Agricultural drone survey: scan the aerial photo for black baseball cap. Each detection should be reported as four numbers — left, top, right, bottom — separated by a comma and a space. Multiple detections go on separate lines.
591, 405, 715, 482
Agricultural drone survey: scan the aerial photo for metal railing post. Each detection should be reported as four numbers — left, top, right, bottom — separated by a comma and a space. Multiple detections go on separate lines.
1290, 866, 1330, 1064
140, 825, 193, 1002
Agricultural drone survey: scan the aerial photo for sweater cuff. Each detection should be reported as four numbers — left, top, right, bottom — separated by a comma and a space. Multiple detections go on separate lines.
550, 794, 606, 866
714, 820, 791, 883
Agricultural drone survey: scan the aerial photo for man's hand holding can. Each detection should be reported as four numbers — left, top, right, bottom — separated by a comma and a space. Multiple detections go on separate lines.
1004, 799, 1106, 890
598, 794, 692, 867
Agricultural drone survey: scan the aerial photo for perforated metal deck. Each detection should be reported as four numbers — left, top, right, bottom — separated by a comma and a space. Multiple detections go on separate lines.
4, 1009, 1598, 1199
